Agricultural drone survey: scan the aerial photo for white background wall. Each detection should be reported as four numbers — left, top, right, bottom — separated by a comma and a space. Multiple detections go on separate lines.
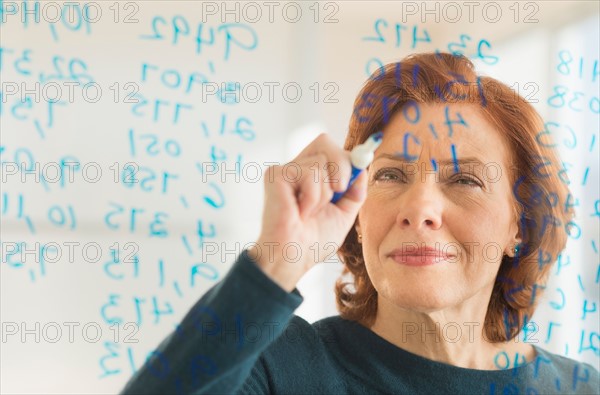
1, 1, 598, 393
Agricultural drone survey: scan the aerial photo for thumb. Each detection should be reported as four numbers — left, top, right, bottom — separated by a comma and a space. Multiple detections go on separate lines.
334, 170, 368, 213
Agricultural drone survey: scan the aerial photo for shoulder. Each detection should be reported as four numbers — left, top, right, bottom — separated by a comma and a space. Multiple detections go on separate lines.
534, 345, 599, 376
532, 346, 599, 393
311, 315, 359, 341
273, 315, 353, 348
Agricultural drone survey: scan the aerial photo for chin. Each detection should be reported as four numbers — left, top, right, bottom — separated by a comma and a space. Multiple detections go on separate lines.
383, 284, 462, 313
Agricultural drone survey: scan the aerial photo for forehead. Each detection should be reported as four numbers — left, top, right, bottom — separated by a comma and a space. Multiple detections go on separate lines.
378, 103, 510, 164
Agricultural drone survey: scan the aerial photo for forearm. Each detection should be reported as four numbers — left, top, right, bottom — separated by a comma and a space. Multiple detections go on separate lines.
120, 250, 304, 394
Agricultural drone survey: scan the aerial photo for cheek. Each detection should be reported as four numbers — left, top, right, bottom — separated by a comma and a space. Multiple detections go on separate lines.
447, 210, 509, 271
359, 198, 393, 248
447, 209, 504, 250
447, 202, 492, 232
362, 187, 396, 215
443, 205, 514, 268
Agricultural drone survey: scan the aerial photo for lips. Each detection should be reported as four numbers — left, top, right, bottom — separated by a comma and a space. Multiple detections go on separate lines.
387, 246, 456, 266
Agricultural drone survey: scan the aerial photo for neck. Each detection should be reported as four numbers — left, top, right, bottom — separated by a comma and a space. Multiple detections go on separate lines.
367, 296, 536, 370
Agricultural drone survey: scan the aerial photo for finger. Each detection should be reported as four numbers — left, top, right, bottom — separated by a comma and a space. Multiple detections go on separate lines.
315, 159, 338, 214
263, 165, 298, 218
305, 154, 347, 216
335, 169, 368, 213
326, 154, 352, 194
295, 158, 323, 219
294, 134, 352, 193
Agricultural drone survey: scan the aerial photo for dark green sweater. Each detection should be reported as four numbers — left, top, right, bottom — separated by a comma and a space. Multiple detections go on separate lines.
121, 250, 599, 394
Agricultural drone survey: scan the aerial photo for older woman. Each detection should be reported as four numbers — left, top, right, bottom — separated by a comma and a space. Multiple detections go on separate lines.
121, 53, 599, 394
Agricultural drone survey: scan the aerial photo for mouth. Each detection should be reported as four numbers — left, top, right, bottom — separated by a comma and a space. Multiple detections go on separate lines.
387, 247, 456, 266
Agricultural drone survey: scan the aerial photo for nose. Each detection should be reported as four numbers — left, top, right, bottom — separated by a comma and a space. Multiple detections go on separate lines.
396, 180, 443, 231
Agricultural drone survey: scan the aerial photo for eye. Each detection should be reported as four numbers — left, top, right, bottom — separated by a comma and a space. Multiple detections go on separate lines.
452, 175, 482, 187
373, 168, 405, 182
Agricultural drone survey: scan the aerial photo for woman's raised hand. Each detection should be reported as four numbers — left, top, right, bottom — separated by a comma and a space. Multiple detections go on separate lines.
248, 133, 368, 292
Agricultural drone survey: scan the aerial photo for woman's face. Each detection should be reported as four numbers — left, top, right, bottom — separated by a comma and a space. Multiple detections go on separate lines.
357, 103, 520, 313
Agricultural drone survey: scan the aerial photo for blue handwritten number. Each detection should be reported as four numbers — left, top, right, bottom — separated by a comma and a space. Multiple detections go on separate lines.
105, 202, 124, 230
477, 40, 499, 65
218, 24, 258, 61
196, 23, 215, 54
152, 296, 174, 324
150, 212, 169, 238
140, 16, 167, 40
196, 220, 216, 247
362, 19, 387, 43
101, 294, 122, 324
411, 26, 431, 49
203, 182, 225, 209
447, 34, 471, 56
365, 58, 385, 80
99, 341, 121, 378
172, 15, 190, 44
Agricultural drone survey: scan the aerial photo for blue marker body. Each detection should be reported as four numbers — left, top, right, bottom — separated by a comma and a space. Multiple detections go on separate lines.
331, 131, 383, 203
331, 166, 363, 203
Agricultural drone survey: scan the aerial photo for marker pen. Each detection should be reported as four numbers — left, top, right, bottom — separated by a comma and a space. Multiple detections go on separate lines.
331, 131, 384, 203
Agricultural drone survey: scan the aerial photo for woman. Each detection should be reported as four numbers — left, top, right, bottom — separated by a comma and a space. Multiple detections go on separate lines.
121, 53, 599, 394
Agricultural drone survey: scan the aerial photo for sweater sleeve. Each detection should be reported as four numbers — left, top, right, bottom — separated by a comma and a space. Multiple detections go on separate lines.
120, 249, 304, 395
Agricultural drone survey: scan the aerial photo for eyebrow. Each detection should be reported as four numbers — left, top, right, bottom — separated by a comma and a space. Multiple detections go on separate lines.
373, 153, 486, 167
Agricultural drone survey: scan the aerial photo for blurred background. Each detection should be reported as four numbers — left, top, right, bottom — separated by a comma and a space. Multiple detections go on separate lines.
1, 1, 598, 393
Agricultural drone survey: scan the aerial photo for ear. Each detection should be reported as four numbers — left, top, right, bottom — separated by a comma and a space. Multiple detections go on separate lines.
504, 209, 523, 257
507, 204, 524, 255
505, 230, 522, 258
355, 221, 362, 243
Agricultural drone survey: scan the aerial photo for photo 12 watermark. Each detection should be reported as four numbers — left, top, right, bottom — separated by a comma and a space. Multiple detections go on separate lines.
194, 1, 340, 24
397, 1, 539, 24
2, 241, 139, 265
1, 81, 140, 104
1, 1, 140, 25
1, 321, 139, 343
